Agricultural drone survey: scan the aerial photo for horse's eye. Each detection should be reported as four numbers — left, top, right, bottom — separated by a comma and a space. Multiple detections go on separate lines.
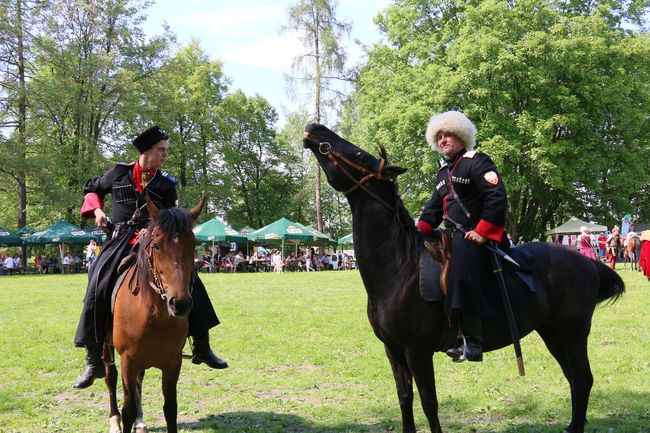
153, 243, 160, 252
355, 150, 363, 158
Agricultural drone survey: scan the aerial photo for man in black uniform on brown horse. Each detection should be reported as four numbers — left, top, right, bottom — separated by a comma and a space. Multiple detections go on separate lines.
416, 111, 509, 362
73, 126, 228, 389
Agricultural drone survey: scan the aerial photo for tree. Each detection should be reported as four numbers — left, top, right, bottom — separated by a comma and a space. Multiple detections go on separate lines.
0, 0, 44, 230
354, 0, 650, 240
283, 0, 351, 233
26, 0, 172, 222
134, 41, 229, 210
212, 90, 304, 229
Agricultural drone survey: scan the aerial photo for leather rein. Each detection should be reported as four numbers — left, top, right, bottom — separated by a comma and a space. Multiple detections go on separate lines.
304, 132, 395, 212
142, 229, 169, 301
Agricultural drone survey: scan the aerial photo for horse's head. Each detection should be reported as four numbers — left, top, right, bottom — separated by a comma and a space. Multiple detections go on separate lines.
141, 198, 205, 318
303, 123, 407, 201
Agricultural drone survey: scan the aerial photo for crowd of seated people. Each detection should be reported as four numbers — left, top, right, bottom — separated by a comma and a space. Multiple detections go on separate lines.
1, 254, 21, 275
193, 247, 356, 274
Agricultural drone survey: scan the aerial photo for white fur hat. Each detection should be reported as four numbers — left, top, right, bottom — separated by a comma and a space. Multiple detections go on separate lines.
425, 111, 477, 152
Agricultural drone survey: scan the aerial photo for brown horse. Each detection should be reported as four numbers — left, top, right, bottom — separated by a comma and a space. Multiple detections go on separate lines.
303, 123, 625, 433
623, 235, 641, 271
105, 199, 204, 433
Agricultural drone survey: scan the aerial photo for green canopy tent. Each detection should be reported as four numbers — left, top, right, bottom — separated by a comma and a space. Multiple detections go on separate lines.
25, 221, 101, 273
338, 233, 353, 246
236, 226, 256, 255
303, 225, 338, 247
238, 226, 256, 236
544, 217, 608, 236
15, 225, 36, 237
193, 219, 248, 253
0, 227, 23, 247
247, 218, 317, 256
86, 228, 107, 244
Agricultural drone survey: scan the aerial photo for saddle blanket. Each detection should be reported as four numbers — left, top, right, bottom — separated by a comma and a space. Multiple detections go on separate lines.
419, 240, 538, 317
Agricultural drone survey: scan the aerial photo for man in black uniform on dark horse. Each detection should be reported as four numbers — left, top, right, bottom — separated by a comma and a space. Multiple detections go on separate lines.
73, 126, 228, 389
416, 111, 509, 363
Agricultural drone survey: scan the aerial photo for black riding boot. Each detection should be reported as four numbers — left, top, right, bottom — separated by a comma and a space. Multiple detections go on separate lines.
72, 343, 105, 389
446, 334, 465, 360
191, 334, 228, 369
462, 313, 483, 362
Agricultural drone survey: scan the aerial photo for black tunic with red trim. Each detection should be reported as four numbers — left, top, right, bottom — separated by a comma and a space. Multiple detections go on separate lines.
419, 149, 507, 239
418, 148, 509, 316
79, 161, 178, 223
74, 162, 219, 347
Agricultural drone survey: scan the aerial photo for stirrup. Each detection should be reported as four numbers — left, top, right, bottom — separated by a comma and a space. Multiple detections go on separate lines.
446, 335, 465, 360
451, 335, 468, 363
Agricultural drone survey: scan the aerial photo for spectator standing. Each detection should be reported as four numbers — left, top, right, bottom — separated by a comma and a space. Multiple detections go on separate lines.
606, 226, 622, 269
86, 240, 97, 267
271, 250, 283, 273
34, 254, 43, 274
597, 233, 607, 259
578, 226, 596, 259
639, 230, 650, 281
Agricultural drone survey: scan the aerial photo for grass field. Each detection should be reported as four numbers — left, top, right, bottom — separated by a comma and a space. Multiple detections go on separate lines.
0, 269, 648, 433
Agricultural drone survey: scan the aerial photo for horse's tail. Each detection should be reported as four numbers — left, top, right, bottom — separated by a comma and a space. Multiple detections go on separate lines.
592, 259, 625, 304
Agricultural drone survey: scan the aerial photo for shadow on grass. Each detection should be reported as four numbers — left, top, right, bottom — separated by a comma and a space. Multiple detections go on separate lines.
148, 411, 393, 433
441, 389, 650, 433
144, 390, 649, 432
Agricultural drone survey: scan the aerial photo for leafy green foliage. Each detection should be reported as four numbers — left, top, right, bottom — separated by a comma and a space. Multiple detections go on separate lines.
211, 91, 305, 229
354, 0, 650, 240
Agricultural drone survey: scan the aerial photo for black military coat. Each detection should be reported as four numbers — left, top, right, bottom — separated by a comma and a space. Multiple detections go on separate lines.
419, 149, 509, 316
419, 149, 507, 241
83, 162, 178, 224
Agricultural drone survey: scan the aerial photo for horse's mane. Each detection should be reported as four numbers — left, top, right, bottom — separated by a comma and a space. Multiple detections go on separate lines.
383, 180, 421, 291
134, 208, 195, 294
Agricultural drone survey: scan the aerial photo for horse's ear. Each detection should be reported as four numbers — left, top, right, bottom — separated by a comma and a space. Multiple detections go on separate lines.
383, 164, 407, 179
146, 196, 160, 221
188, 197, 206, 221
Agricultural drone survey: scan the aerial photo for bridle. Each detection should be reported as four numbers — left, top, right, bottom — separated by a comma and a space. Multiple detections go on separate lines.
304, 132, 395, 212
141, 228, 195, 302
143, 229, 169, 301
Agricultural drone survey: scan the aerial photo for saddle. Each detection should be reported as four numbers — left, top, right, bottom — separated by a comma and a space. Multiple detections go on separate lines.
419, 231, 537, 317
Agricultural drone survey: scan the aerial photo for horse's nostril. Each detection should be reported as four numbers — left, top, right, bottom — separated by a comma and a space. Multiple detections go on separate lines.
168, 296, 193, 317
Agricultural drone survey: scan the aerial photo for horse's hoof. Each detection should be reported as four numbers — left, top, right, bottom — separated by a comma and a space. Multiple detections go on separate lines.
135, 422, 147, 433
109, 415, 122, 433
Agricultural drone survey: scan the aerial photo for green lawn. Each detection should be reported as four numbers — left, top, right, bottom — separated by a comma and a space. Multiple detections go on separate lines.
0, 269, 648, 433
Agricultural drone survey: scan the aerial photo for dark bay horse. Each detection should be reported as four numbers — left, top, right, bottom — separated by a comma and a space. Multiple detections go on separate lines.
303, 123, 625, 433
106, 199, 204, 433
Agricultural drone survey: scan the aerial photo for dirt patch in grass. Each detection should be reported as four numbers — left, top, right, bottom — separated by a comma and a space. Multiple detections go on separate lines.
257, 382, 363, 407
265, 363, 322, 373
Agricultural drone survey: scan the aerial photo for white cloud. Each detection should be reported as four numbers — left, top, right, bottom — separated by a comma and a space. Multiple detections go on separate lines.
142, 0, 390, 125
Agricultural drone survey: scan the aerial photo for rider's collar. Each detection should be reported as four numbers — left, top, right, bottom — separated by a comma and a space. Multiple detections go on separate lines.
444, 148, 467, 164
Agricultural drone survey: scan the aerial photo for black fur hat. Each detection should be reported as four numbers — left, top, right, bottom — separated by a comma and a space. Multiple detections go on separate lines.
132, 125, 169, 153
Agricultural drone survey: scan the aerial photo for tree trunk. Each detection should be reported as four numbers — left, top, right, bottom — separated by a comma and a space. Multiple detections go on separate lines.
16, 0, 28, 264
